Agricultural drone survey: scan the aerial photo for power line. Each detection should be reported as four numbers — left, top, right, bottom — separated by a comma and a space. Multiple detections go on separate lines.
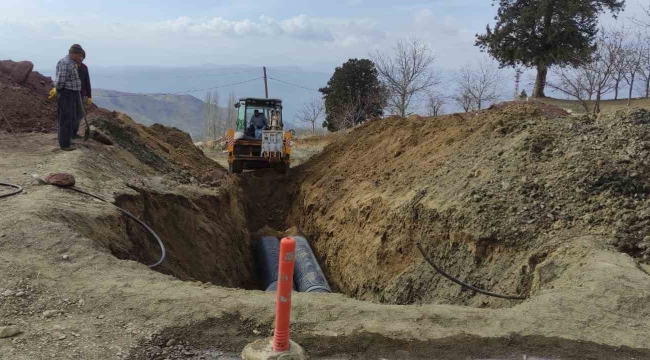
94, 77, 264, 98
268, 77, 321, 92
266, 67, 330, 76
93, 69, 258, 80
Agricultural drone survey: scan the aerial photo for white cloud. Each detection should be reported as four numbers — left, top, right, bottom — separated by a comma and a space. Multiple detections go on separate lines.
147, 14, 383, 47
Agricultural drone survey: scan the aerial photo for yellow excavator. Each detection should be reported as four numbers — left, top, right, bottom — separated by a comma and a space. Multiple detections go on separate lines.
227, 97, 292, 174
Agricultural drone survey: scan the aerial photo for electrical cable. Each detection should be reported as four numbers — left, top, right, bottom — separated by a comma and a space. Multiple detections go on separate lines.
95, 77, 264, 98
267, 77, 321, 92
93, 69, 257, 80
416, 242, 527, 300
67, 186, 166, 268
0, 182, 23, 199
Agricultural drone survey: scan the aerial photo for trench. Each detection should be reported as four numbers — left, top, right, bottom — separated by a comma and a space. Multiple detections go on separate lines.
109, 184, 257, 289
93, 166, 538, 307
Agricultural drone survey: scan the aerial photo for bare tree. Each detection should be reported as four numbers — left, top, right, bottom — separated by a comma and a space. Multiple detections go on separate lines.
204, 91, 214, 142
451, 89, 477, 113
623, 33, 645, 106
453, 59, 504, 110
425, 91, 445, 117
547, 67, 593, 112
227, 91, 237, 129
547, 28, 621, 114
609, 27, 628, 100
296, 97, 324, 135
372, 38, 441, 117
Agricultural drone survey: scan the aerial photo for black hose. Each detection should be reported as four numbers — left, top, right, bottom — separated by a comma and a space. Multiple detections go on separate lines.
416, 242, 526, 300
68, 186, 166, 268
0, 182, 23, 199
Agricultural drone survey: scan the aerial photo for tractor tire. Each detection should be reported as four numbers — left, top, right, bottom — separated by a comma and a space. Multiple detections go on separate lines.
229, 160, 244, 174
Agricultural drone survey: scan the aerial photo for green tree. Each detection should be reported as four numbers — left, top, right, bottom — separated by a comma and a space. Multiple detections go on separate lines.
319, 59, 386, 132
476, 0, 625, 98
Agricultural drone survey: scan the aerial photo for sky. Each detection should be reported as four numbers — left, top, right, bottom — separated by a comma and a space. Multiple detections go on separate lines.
2, 0, 650, 105
6, 0, 647, 72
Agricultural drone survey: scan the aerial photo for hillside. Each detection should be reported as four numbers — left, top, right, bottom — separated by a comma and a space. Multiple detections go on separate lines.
93, 89, 212, 140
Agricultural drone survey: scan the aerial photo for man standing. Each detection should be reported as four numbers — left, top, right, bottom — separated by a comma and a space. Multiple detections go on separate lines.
51, 44, 84, 150
73, 50, 92, 139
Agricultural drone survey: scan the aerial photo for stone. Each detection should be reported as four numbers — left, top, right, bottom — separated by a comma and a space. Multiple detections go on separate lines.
45, 173, 76, 187
62, 254, 70, 261
0, 326, 21, 339
43, 310, 61, 318
166, 339, 176, 347
0, 60, 34, 85
97, 315, 105, 319
200, 169, 227, 183
2, 289, 15, 297
90, 128, 114, 146
241, 338, 307, 360
15, 291, 24, 297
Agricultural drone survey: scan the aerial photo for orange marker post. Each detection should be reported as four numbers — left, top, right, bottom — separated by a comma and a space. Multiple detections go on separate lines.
272, 237, 296, 352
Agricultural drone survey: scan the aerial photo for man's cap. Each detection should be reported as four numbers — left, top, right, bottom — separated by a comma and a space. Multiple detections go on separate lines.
69, 44, 84, 55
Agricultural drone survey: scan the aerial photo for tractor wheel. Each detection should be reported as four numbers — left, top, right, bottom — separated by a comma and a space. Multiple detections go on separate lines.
229, 160, 244, 174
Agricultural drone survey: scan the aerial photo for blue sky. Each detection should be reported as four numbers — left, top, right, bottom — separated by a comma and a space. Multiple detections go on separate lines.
0, 0, 502, 71
2, 0, 650, 108
3, 0, 646, 72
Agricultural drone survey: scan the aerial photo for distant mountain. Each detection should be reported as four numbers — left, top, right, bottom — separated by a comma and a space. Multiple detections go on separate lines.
93, 89, 209, 140
70, 65, 330, 130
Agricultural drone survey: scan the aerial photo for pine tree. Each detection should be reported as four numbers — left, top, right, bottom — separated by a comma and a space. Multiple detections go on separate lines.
476, 0, 625, 98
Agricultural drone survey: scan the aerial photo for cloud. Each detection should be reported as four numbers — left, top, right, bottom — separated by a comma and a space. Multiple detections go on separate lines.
150, 14, 383, 46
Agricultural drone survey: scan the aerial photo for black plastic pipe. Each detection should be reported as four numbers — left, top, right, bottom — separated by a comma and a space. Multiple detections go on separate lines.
293, 236, 331, 293
255, 236, 281, 291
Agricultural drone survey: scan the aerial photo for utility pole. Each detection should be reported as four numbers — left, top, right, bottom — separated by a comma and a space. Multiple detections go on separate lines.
263, 66, 269, 98
514, 68, 522, 100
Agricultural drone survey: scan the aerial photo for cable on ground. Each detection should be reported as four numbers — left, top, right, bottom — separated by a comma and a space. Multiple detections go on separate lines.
416, 242, 527, 300
0, 182, 23, 199
67, 186, 166, 268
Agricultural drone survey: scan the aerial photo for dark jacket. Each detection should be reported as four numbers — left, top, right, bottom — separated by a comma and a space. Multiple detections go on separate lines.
78, 63, 91, 98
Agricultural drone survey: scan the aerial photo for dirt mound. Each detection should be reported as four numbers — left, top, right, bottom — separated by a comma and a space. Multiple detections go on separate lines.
87, 108, 223, 180
0, 60, 55, 133
292, 102, 650, 307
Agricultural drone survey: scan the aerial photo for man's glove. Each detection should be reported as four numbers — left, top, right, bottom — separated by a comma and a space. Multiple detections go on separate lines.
86, 97, 92, 105
48, 88, 57, 100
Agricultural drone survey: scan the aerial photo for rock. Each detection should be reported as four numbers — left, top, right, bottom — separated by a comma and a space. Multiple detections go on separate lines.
43, 310, 61, 318
0, 60, 34, 85
15, 291, 24, 297
0, 326, 21, 339
97, 315, 105, 319
90, 128, 114, 145
45, 173, 76, 187
200, 169, 227, 183
252, 329, 261, 335
2, 289, 15, 297
166, 339, 176, 347
62, 254, 70, 261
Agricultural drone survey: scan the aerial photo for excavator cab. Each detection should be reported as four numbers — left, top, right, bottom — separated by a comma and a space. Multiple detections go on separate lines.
227, 98, 291, 174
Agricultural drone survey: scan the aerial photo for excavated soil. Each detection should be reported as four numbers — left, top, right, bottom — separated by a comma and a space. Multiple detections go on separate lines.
3, 67, 650, 359
291, 102, 650, 307
0, 65, 55, 133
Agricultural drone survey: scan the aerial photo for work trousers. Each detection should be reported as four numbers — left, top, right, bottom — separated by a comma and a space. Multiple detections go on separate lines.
56, 89, 80, 148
